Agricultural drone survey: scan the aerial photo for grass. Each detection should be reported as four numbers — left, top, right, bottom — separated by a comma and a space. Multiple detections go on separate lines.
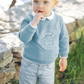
7, 32, 84, 84
54, 31, 84, 84
7, 79, 19, 84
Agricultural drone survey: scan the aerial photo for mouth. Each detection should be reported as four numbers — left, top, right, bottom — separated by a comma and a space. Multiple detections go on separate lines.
38, 10, 43, 13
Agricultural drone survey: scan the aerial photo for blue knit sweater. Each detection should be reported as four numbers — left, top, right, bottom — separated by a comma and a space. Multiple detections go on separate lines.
18, 11, 69, 64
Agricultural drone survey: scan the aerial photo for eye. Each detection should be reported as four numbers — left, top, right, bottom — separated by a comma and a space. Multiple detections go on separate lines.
44, 1, 48, 4
34, 1, 38, 3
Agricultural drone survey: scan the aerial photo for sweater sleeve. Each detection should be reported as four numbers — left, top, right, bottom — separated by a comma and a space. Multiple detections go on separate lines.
18, 17, 37, 43
59, 17, 69, 58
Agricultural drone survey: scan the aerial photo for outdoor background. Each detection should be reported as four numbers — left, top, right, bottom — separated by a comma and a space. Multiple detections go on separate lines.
0, 0, 84, 84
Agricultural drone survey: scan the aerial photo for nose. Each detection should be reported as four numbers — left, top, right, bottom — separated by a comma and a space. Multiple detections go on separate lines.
38, 4, 43, 9
38, 6, 43, 9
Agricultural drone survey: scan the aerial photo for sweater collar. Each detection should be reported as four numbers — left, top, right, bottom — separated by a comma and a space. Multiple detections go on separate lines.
31, 11, 54, 21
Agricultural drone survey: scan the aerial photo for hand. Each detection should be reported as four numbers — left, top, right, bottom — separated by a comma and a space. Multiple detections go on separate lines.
59, 58, 67, 72
31, 11, 44, 26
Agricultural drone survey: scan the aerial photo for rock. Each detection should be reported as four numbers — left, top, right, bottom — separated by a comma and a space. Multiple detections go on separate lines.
56, 71, 63, 79
62, 9, 84, 27
56, 13, 75, 34
0, 71, 15, 84
69, 26, 84, 42
0, 60, 16, 84
0, 29, 10, 34
12, 44, 23, 57
0, 32, 22, 47
0, 55, 13, 68
76, 0, 84, 3
70, 41, 76, 49
0, 32, 22, 68
0, 72, 9, 84
13, 63, 21, 79
0, 0, 84, 83
0, 45, 12, 61
13, 58, 22, 63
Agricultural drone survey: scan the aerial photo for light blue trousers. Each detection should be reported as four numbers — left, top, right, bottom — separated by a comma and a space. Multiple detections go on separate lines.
19, 56, 55, 84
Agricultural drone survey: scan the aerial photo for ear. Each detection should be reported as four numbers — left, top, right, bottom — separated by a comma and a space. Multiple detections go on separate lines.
53, 1, 58, 8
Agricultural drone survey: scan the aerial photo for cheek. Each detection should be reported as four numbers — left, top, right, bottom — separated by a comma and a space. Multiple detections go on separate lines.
44, 6, 50, 10
32, 5, 36, 11
44, 8, 50, 13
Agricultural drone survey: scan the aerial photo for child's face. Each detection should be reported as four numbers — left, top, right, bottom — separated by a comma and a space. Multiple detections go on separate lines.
32, 0, 58, 17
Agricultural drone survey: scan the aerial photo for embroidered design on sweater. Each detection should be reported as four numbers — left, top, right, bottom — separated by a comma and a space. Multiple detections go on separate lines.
40, 31, 56, 50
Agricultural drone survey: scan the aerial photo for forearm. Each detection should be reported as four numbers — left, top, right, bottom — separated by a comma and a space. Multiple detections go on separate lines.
18, 20, 37, 43
59, 16, 69, 58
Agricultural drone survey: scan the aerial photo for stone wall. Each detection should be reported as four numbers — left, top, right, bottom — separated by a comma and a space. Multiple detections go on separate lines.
0, 0, 84, 84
